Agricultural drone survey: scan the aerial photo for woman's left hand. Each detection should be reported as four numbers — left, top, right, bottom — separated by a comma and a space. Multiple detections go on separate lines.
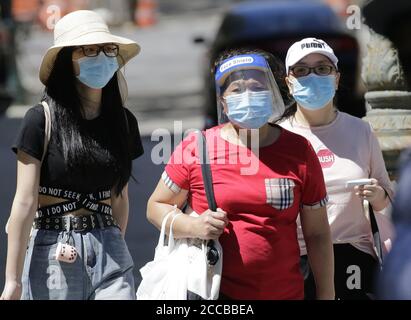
354, 178, 386, 203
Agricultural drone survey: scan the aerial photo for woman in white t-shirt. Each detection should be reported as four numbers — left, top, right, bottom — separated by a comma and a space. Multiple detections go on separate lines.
280, 38, 394, 300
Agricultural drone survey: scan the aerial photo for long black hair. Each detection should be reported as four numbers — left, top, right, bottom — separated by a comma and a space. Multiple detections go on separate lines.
43, 47, 132, 196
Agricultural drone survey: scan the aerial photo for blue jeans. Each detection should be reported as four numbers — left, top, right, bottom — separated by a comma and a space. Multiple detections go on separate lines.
21, 226, 135, 300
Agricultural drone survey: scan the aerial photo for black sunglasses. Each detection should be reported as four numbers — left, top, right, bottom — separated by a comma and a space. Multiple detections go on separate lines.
290, 65, 336, 77
76, 44, 119, 58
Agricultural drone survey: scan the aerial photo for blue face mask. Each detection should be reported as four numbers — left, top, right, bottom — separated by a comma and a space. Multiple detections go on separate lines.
76, 52, 119, 89
290, 74, 336, 110
225, 90, 274, 129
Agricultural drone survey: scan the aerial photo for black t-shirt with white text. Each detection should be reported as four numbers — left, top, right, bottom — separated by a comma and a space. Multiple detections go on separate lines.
12, 104, 144, 193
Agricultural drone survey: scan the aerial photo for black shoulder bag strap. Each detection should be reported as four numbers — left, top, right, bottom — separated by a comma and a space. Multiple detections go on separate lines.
197, 130, 219, 265
369, 189, 393, 270
197, 130, 217, 211
186, 131, 220, 300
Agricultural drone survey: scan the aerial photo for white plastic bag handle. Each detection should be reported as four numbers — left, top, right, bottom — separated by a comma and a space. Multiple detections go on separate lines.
157, 205, 183, 252
167, 212, 183, 251
158, 206, 177, 249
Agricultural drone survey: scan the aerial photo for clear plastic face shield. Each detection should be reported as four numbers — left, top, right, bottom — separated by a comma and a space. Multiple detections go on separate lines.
215, 54, 285, 128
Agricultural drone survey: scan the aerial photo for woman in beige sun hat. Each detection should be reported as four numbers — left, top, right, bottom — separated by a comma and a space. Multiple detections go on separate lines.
1, 10, 144, 300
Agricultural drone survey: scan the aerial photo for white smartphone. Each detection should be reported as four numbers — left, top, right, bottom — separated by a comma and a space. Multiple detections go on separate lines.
345, 178, 373, 188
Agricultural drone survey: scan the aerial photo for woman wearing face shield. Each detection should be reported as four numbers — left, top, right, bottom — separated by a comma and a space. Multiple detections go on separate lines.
280, 38, 394, 300
1, 11, 143, 300
147, 49, 334, 299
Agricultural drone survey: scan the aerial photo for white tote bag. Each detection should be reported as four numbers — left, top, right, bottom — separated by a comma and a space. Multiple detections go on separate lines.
136, 207, 222, 300
185, 211, 222, 300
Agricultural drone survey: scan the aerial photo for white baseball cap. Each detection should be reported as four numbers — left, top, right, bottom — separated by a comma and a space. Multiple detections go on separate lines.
285, 37, 338, 74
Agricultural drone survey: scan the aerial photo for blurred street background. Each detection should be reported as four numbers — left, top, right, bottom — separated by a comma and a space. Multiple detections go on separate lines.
0, 0, 368, 291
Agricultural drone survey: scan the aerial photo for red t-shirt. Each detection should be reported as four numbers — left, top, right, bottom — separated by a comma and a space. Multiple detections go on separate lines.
164, 125, 327, 299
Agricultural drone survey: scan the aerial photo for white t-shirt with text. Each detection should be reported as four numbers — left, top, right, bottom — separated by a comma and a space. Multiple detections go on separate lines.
280, 111, 393, 257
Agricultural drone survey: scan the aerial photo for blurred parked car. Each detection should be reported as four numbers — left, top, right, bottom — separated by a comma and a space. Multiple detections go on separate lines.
198, 0, 364, 128
0, 0, 14, 115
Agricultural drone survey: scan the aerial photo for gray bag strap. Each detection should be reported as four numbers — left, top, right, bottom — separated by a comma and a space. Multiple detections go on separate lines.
369, 204, 384, 269
41, 101, 51, 162
369, 189, 393, 270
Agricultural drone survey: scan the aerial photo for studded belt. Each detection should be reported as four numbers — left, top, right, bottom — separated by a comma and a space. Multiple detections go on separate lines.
34, 213, 119, 232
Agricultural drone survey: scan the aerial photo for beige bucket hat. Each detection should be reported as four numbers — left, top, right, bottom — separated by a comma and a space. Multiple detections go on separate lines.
39, 10, 140, 86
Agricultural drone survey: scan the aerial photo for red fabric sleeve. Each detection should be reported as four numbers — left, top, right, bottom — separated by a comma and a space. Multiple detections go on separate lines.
164, 131, 198, 191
